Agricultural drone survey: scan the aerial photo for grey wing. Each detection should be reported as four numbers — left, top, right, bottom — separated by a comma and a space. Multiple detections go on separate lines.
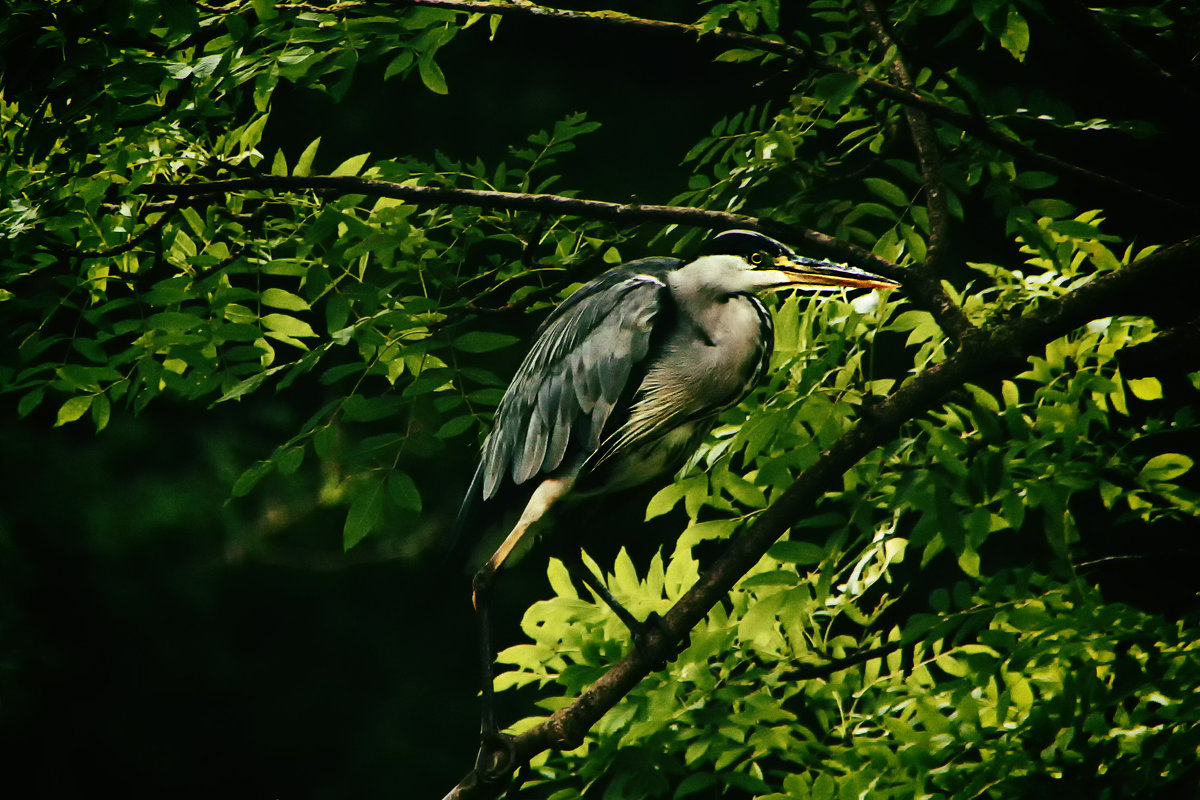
478, 273, 668, 500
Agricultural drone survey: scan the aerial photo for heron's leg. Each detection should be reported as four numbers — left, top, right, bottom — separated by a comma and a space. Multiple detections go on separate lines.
471, 477, 574, 781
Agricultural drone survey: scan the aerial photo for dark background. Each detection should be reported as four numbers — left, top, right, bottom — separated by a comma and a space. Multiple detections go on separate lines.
2, 3, 1197, 798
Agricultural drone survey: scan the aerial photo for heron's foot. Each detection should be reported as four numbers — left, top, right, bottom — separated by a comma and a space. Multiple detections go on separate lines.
630, 611, 676, 671
475, 727, 517, 784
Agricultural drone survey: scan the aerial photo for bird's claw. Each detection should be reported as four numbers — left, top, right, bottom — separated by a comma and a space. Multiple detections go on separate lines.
631, 611, 676, 671
475, 728, 517, 784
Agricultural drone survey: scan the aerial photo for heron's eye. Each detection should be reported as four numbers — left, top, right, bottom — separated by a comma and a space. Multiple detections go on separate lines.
748, 253, 764, 266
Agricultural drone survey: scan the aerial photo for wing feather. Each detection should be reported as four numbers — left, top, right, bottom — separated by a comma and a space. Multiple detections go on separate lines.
478, 263, 674, 500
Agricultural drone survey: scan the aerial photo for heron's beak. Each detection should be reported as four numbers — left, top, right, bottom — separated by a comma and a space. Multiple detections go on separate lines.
770, 254, 901, 291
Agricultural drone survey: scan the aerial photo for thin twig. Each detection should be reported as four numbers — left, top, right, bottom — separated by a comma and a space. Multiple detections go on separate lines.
140, 174, 982, 339
42, 198, 184, 260
853, 0, 972, 342
138, 174, 897, 274
855, 0, 953, 275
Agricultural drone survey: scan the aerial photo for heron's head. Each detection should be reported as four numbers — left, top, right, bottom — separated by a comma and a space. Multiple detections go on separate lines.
696, 229, 900, 294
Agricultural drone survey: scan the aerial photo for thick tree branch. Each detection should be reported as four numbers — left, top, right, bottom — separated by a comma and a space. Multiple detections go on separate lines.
442, 233, 1200, 799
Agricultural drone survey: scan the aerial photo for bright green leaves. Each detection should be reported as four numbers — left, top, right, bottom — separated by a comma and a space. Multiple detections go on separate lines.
418, 55, 449, 95
1140, 453, 1193, 483
55, 395, 95, 427
999, 6, 1031, 61
509, 537, 1200, 797
293, 138, 322, 177
261, 313, 316, 341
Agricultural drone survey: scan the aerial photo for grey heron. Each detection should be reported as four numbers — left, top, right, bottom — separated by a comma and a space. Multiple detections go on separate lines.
459, 228, 899, 769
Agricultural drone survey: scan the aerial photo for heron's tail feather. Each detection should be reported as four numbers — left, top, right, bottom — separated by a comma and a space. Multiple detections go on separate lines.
444, 461, 486, 568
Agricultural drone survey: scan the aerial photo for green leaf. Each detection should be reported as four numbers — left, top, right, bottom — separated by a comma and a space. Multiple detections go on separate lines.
957, 546, 981, 578
344, 479, 385, 550
720, 470, 767, 508
1126, 376, 1162, 401
674, 773, 718, 799
384, 50, 414, 80
813, 72, 863, 107
436, 415, 475, 439
999, 8, 1030, 61
217, 366, 283, 403
18, 388, 45, 418
1140, 453, 1193, 483
147, 311, 203, 332
232, 460, 273, 497
1047, 219, 1119, 241
646, 481, 688, 520
275, 446, 305, 476
453, 331, 519, 353
387, 471, 422, 513
418, 56, 449, 94
864, 177, 909, 206
715, 48, 762, 63
91, 392, 111, 432
260, 288, 311, 311
740, 570, 800, 589
546, 557, 577, 599
261, 313, 317, 338
769, 540, 825, 565
55, 395, 93, 427
331, 153, 370, 177
294, 137, 321, 177
251, 0, 277, 22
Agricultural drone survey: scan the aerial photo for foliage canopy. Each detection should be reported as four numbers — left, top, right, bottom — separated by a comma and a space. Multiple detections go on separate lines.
2, 0, 1199, 798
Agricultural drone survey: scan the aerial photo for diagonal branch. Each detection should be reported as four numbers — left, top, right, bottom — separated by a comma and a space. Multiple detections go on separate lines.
441, 232, 1200, 799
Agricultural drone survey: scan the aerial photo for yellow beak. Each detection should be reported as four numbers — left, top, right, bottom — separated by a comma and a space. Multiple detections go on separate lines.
771, 254, 901, 291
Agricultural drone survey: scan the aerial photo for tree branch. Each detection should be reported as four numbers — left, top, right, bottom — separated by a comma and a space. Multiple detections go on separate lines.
139, 173, 981, 340
140, 174, 868, 261
42, 197, 183, 260
441, 232, 1200, 799
855, 0, 954, 277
